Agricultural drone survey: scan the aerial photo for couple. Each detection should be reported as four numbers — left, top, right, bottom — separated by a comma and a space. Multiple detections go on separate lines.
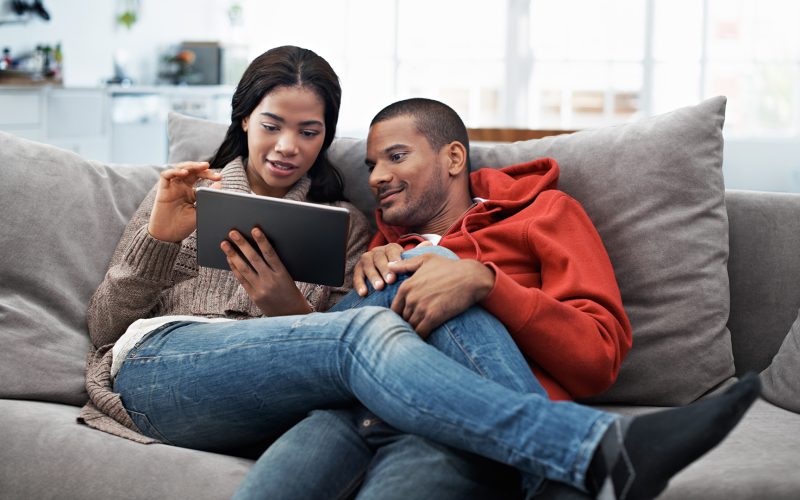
81, 45, 760, 500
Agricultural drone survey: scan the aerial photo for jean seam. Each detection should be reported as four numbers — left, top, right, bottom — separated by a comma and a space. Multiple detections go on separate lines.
440, 322, 488, 378
126, 409, 175, 445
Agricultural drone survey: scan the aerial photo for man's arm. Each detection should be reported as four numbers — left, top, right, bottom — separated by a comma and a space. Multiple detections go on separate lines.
479, 192, 632, 398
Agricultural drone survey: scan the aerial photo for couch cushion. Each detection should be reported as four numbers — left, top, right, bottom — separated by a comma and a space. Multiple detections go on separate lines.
0, 133, 161, 406
168, 98, 734, 406
0, 399, 251, 499
760, 309, 800, 413
593, 399, 800, 500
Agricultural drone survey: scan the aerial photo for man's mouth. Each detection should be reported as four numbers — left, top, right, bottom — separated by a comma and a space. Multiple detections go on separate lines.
377, 186, 404, 203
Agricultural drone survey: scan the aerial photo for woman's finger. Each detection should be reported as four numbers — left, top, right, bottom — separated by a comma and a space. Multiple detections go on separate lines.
228, 230, 270, 275
221, 240, 257, 284
251, 228, 286, 274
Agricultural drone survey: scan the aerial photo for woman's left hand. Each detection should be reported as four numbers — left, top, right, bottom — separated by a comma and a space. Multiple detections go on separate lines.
222, 228, 313, 317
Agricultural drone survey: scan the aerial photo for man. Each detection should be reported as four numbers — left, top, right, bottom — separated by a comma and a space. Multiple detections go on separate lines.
232, 99, 759, 500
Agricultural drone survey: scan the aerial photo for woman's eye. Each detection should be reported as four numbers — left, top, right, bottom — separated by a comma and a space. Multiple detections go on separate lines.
261, 124, 279, 132
301, 130, 321, 138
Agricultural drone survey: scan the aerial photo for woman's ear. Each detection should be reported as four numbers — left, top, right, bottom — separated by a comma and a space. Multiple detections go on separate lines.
446, 141, 468, 177
242, 116, 249, 133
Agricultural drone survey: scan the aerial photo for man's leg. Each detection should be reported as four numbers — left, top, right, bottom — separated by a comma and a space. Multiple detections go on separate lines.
232, 409, 371, 500
240, 246, 547, 500
335, 246, 545, 498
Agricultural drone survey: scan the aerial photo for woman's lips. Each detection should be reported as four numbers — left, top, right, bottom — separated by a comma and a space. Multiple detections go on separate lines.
267, 160, 298, 177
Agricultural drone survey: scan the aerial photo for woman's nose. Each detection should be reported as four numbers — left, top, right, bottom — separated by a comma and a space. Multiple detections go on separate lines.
275, 134, 298, 156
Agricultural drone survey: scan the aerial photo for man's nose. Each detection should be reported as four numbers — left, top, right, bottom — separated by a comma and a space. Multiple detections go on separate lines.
368, 162, 391, 188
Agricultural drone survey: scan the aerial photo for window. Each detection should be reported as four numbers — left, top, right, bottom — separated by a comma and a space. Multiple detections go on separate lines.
235, 0, 797, 137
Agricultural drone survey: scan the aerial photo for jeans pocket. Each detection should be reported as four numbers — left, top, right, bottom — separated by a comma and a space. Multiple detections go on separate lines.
126, 409, 174, 445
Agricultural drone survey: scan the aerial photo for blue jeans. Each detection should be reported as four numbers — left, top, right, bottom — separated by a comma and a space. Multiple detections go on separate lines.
235, 246, 542, 499
114, 248, 616, 493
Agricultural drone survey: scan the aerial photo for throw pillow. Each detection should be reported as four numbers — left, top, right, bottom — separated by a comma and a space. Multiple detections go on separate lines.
761, 310, 800, 413
168, 97, 734, 406
0, 132, 161, 406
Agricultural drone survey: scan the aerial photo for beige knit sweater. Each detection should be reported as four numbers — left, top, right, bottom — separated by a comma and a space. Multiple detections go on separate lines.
78, 158, 371, 443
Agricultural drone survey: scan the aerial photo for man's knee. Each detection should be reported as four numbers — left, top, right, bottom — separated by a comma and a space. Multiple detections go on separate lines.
401, 245, 459, 261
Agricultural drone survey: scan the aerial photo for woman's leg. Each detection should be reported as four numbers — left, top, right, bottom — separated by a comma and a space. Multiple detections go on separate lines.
114, 308, 610, 489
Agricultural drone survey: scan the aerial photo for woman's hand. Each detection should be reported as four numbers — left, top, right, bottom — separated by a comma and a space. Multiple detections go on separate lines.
148, 161, 222, 243
222, 227, 313, 317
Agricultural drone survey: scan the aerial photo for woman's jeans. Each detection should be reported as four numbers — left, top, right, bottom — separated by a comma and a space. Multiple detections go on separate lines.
113, 247, 616, 492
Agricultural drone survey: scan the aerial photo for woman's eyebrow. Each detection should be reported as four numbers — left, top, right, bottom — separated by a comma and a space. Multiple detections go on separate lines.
260, 112, 323, 127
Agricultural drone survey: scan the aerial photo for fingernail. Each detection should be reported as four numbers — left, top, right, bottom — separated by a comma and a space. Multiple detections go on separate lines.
359, 287, 367, 296
385, 273, 393, 281
374, 280, 382, 288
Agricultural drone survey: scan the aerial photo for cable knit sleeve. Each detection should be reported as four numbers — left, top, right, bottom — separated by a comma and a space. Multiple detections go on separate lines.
86, 184, 181, 348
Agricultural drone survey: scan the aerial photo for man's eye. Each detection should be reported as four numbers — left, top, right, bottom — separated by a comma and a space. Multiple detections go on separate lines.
390, 153, 406, 161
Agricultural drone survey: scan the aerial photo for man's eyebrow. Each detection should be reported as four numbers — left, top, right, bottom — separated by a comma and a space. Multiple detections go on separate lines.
383, 144, 409, 154
260, 112, 323, 127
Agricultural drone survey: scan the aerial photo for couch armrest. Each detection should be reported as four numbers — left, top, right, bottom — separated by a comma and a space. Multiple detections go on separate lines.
726, 189, 800, 374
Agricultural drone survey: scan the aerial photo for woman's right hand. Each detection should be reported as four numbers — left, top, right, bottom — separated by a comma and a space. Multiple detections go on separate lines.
148, 161, 222, 242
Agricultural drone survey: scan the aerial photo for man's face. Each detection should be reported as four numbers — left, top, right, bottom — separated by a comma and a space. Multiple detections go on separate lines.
366, 115, 449, 229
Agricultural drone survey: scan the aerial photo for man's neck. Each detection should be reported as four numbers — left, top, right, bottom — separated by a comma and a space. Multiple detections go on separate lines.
414, 197, 474, 236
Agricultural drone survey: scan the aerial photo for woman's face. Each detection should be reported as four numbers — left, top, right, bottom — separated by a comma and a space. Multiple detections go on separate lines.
242, 85, 326, 197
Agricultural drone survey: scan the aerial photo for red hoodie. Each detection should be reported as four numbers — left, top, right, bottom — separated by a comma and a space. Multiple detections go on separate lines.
370, 158, 632, 401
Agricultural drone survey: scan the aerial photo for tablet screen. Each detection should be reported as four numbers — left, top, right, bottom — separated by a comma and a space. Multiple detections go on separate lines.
195, 188, 351, 287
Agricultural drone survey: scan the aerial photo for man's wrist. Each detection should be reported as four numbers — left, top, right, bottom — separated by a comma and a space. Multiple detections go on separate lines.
468, 260, 496, 302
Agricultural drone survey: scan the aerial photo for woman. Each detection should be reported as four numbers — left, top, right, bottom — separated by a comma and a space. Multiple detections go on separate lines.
82, 46, 758, 500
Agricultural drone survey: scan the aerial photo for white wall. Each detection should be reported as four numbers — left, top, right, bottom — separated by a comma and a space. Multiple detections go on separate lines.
3, 0, 800, 193
1, 0, 231, 86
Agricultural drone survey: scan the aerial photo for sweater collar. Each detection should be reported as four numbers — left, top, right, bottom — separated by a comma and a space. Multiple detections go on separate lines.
220, 157, 311, 202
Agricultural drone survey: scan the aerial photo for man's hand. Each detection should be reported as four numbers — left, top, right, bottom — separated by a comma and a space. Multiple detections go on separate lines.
352, 241, 432, 296
387, 254, 495, 338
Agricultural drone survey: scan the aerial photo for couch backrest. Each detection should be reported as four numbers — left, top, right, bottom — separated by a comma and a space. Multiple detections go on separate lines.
725, 190, 800, 374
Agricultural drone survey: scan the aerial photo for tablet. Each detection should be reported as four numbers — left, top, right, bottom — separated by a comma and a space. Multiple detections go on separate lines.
195, 187, 351, 287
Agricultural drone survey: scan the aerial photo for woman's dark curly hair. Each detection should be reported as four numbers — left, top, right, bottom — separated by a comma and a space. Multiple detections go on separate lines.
209, 45, 345, 202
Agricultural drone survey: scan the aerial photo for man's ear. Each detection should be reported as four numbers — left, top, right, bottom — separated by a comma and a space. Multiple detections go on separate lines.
445, 141, 468, 177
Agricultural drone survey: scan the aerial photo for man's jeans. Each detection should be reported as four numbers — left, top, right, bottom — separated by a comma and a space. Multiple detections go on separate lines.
114, 246, 615, 494
234, 246, 543, 499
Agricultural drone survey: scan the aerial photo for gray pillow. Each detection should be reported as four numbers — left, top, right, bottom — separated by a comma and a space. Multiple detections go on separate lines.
761, 310, 800, 413
168, 97, 733, 406
0, 132, 161, 406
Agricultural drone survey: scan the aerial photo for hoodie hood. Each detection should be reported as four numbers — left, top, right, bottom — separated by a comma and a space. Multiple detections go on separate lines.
373, 157, 560, 249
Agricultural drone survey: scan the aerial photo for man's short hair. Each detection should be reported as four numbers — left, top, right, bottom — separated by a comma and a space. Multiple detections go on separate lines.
371, 98, 470, 168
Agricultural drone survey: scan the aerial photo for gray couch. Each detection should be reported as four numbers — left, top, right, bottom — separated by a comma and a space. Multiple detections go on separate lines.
2, 96, 799, 499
